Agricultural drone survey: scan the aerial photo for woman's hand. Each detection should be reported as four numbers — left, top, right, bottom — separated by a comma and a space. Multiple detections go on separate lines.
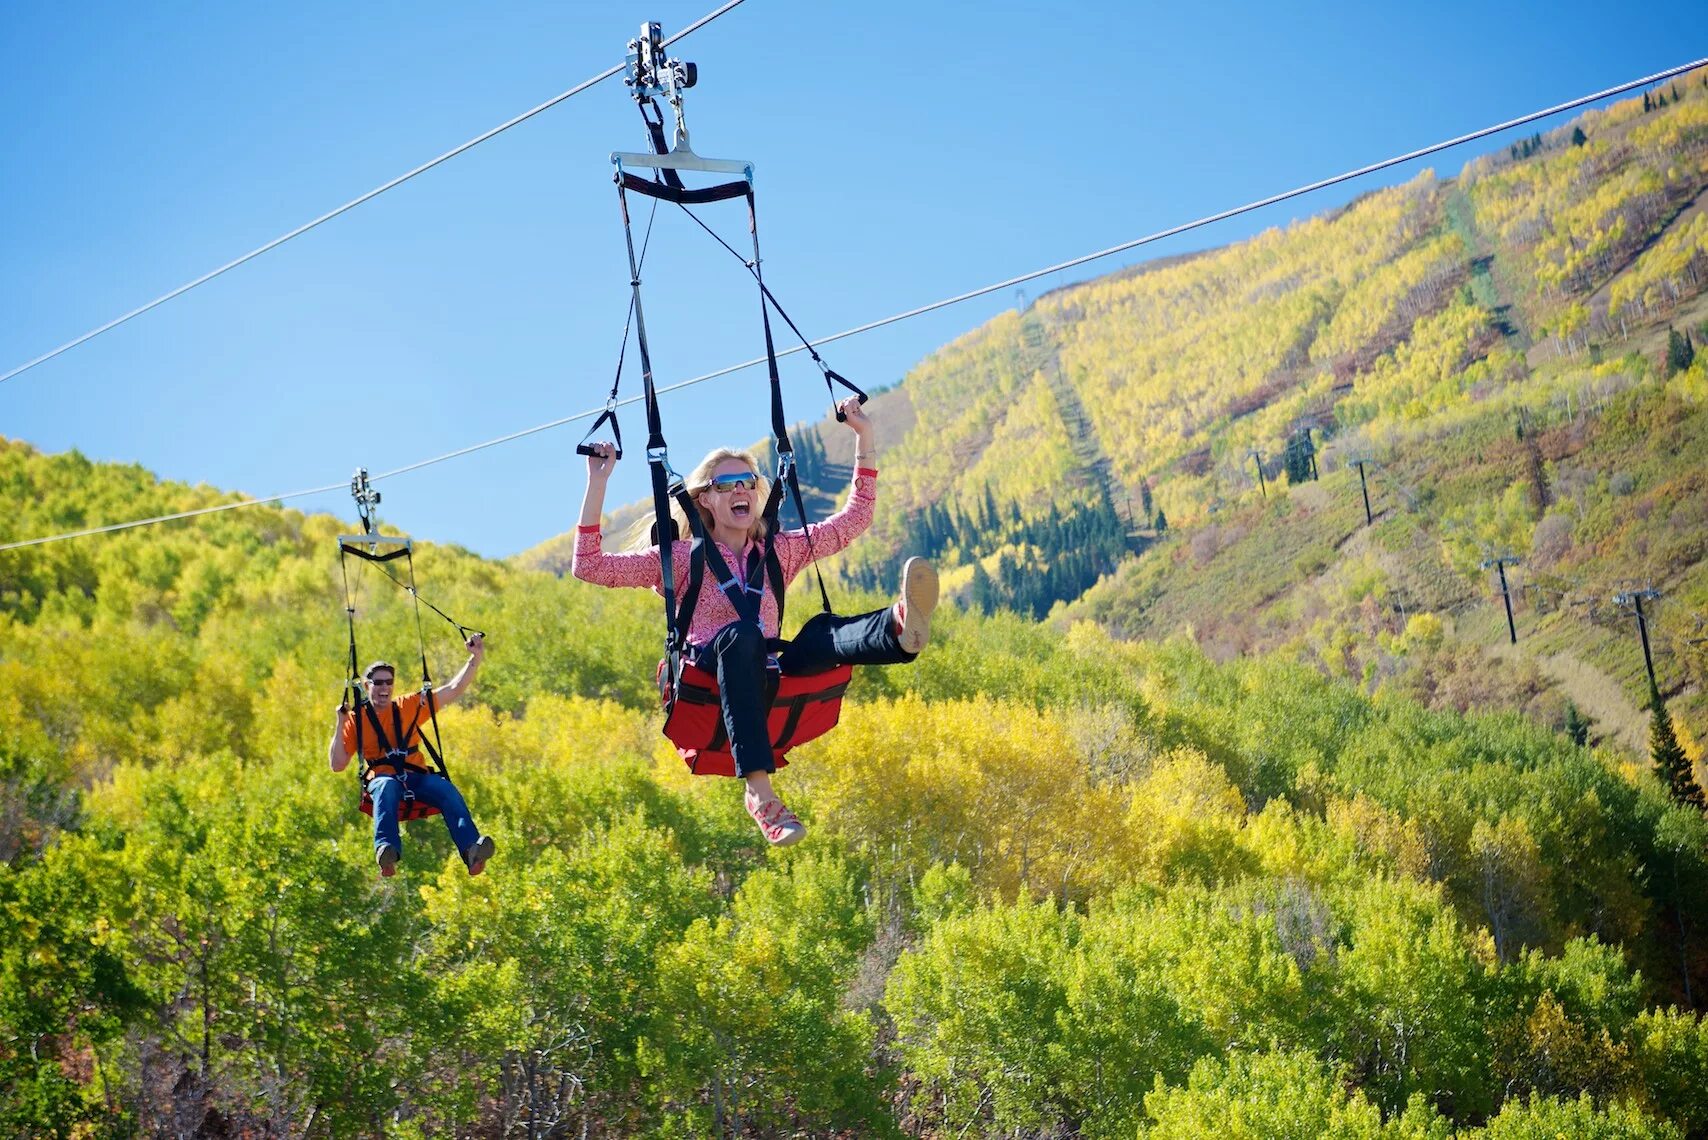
586, 441, 618, 483
838, 396, 871, 439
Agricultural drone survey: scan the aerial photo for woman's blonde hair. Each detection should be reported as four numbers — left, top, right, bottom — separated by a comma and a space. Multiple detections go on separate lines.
626, 446, 770, 549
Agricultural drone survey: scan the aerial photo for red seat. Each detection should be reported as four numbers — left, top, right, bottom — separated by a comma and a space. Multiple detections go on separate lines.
658, 658, 853, 776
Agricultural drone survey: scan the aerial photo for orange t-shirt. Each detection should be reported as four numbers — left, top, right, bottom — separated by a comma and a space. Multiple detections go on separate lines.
340, 691, 435, 776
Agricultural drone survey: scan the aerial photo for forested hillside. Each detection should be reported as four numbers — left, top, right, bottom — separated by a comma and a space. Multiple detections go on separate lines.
7, 74, 1708, 1140
6, 430, 1708, 1135
694, 73, 1708, 758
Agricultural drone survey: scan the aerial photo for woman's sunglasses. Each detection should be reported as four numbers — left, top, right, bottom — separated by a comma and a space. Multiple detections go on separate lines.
705, 473, 759, 492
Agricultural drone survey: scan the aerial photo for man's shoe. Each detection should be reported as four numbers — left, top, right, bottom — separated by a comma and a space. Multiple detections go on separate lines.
745, 788, 806, 847
896, 557, 939, 654
376, 844, 400, 878
464, 836, 496, 877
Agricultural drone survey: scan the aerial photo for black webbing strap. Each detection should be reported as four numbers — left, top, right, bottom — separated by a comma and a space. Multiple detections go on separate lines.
754, 478, 790, 635
577, 192, 660, 460
616, 176, 690, 692
671, 202, 870, 422
338, 546, 366, 774
339, 543, 412, 566
576, 404, 625, 461
403, 548, 451, 782
672, 488, 710, 657
672, 486, 767, 631
362, 556, 484, 642
619, 171, 750, 205
636, 97, 685, 192
744, 186, 835, 619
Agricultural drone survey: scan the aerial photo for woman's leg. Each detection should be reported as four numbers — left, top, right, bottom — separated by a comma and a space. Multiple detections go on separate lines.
778, 558, 938, 674
699, 620, 775, 778
697, 621, 806, 846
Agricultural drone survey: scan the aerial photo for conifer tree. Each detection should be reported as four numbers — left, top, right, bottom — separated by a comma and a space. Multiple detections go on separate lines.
1666, 327, 1695, 375
1651, 685, 1706, 811
1564, 701, 1590, 747
968, 562, 995, 614
1644, 92, 1653, 113
1153, 506, 1168, 534
1571, 126, 1587, 147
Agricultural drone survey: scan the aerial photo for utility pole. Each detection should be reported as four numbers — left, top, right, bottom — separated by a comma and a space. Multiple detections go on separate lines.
1347, 455, 1375, 526
1613, 585, 1664, 696
1482, 555, 1522, 644
1248, 450, 1267, 499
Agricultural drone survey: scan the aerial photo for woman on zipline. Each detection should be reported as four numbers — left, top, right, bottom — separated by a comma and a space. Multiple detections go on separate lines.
572, 397, 937, 846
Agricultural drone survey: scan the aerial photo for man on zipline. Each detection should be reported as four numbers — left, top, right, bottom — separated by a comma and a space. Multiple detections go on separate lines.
327, 638, 496, 878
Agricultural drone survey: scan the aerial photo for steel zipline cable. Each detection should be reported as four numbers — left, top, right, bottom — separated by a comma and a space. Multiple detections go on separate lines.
0, 0, 748, 388
2, 55, 1705, 555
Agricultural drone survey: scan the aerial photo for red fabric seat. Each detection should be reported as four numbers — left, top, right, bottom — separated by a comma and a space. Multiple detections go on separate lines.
657, 658, 853, 776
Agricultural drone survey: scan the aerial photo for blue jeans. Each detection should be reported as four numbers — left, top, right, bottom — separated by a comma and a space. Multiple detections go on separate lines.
368, 771, 481, 859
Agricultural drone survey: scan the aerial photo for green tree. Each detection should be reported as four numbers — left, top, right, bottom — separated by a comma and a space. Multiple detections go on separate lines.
1471, 1092, 1681, 1138
1650, 686, 1705, 811
0, 853, 146, 1138
1324, 878, 1496, 1118
421, 810, 718, 1134
886, 898, 1079, 1135
1154, 506, 1169, 534
643, 852, 889, 1137
1665, 328, 1696, 377
1630, 1005, 1708, 1136
1141, 1049, 1451, 1139
1564, 701, 1591, 747
1572, 126, 1588, 147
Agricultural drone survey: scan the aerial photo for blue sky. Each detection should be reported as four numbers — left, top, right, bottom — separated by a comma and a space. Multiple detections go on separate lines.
3, 2, 1705, 557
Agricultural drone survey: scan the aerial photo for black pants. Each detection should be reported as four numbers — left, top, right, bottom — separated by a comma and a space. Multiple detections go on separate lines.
697, 608, 917, 778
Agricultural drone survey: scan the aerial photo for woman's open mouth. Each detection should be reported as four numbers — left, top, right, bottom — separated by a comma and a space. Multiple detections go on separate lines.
731, 501, 752, 520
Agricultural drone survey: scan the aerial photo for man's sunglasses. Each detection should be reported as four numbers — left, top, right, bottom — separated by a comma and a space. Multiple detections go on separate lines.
368, 677, 396, 686
705, 473, 758, 492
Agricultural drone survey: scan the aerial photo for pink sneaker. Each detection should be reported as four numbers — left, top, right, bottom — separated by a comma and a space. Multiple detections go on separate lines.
895, 557, 939, 654
745, 788, 807, 846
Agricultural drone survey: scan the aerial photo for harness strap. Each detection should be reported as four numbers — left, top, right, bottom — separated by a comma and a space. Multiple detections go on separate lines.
616, 175, 690, 694
636, 96, 685, 191
404, 547, 451, 783
618, 170, 749, 205
743, 186, 834, 620
672, 486, 767, 631
577, 191, 660, 461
